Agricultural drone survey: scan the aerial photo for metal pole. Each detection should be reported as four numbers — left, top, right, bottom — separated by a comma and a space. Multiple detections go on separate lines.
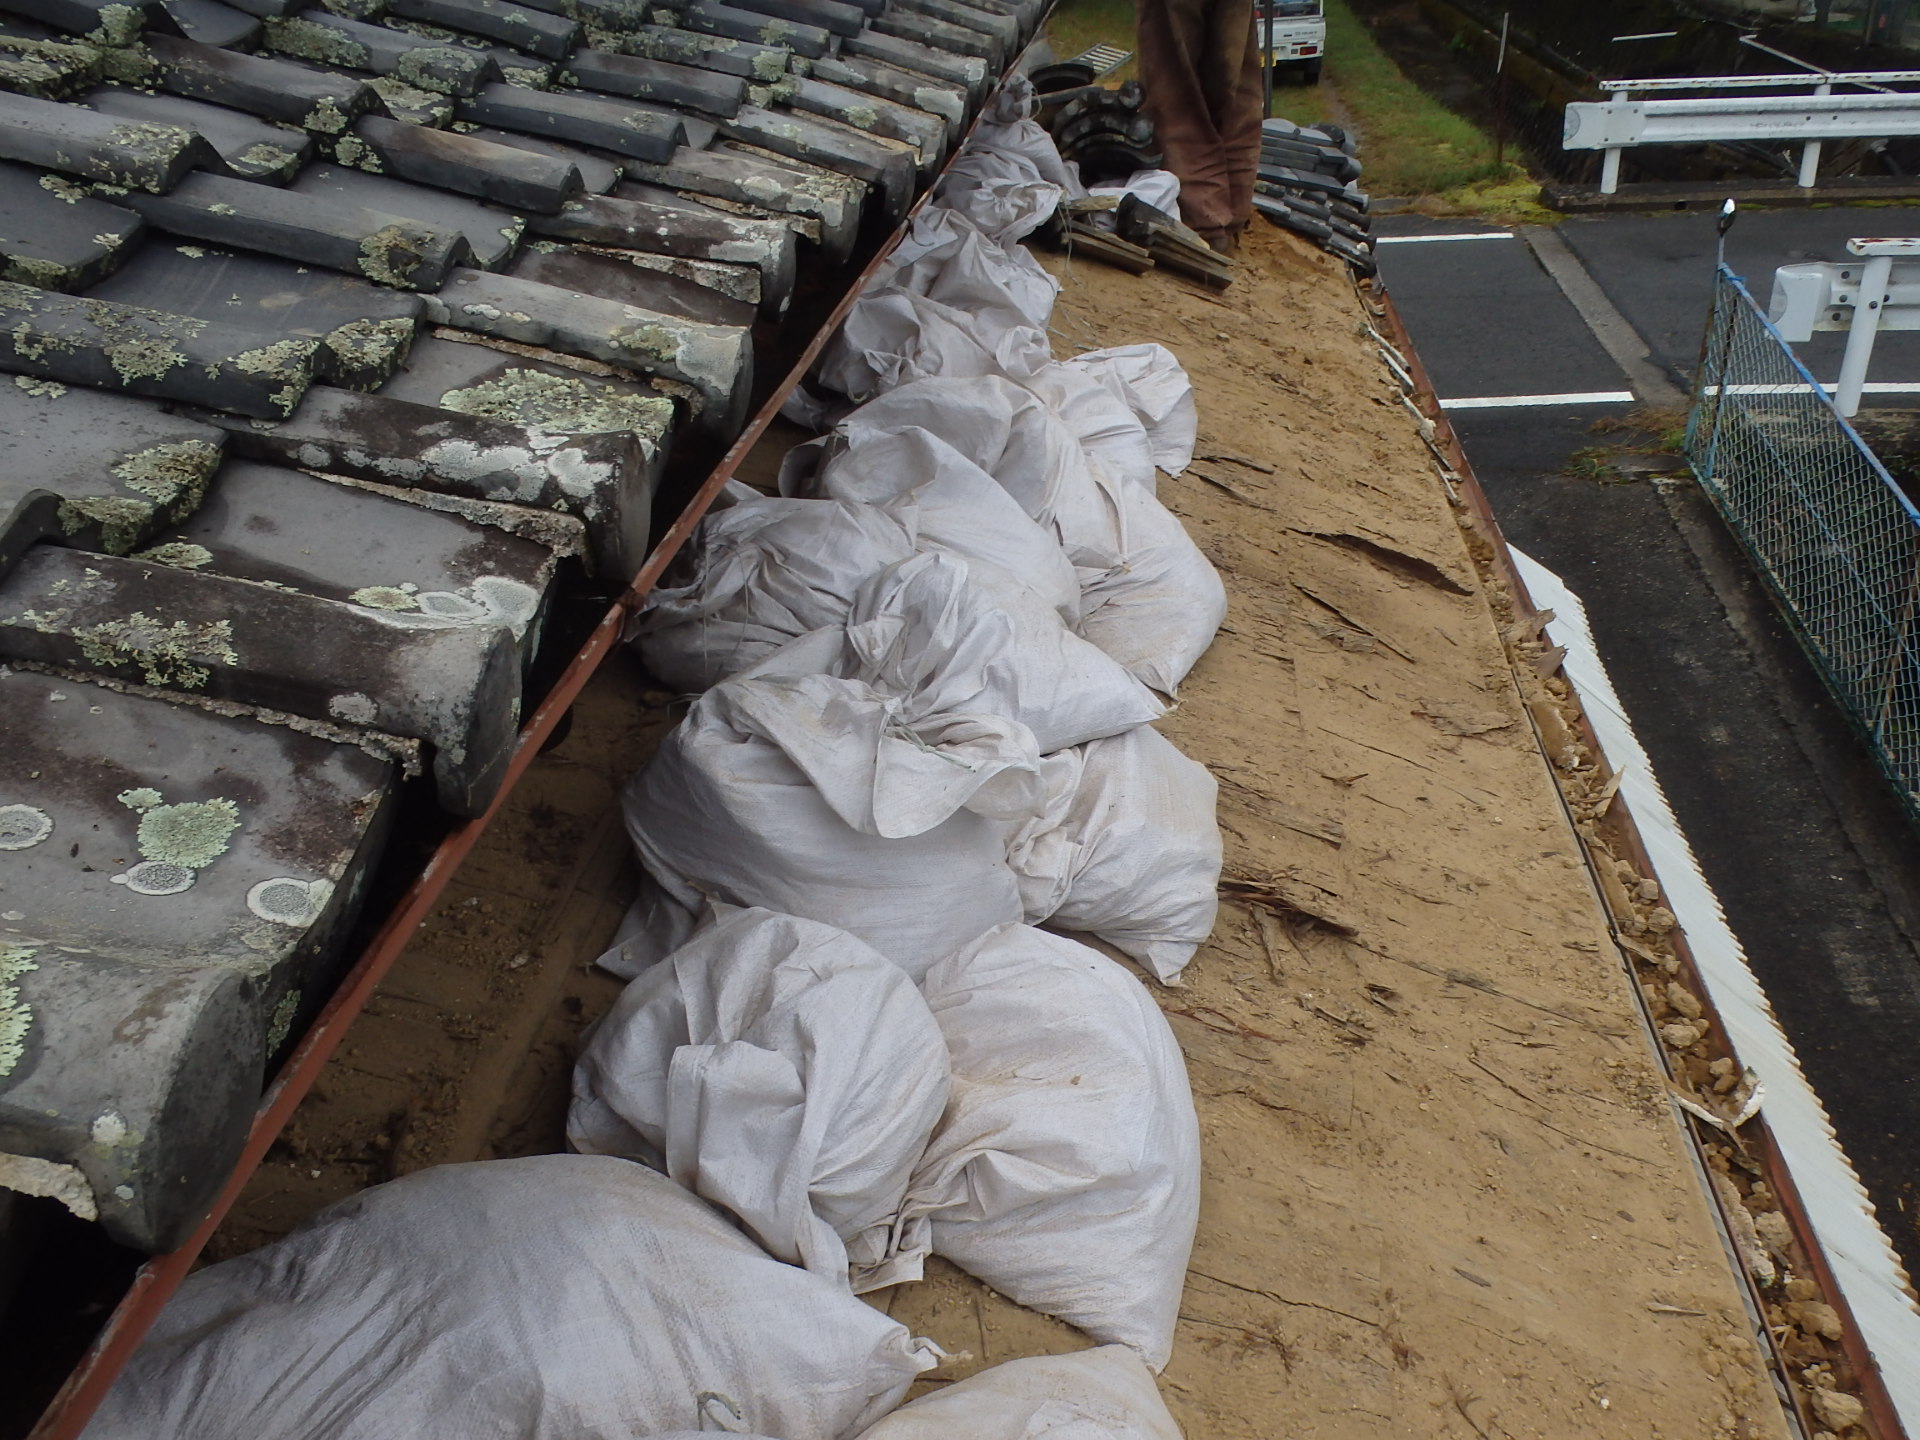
1837, 252, 1891, 416
1261, 1, 1274, 119
1494, 12, 1510, 169
1799, 80, 1831, 187
1599, 89, 1630, 193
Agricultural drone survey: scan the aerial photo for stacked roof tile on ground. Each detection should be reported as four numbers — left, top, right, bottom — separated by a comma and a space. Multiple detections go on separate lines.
0, 0, 1030, 1255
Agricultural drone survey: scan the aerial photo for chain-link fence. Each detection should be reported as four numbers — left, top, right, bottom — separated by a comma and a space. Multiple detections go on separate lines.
1687, 264, 1920, 822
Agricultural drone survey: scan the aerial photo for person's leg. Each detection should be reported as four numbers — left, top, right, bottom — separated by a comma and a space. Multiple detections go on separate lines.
1138, 0, 1238, 242
1211, 0, 1266, 242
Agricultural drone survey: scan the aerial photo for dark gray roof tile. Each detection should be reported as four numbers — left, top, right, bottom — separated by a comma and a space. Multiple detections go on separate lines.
161, 0, 264, 48
559, 47, 743, 117
530, 185, 792, 317
115, 169, 476, 288
724, 0, 864, 39
204, 383, 662, 577
510, 241, 754, 327
0, 30, 101, 98
84, 242, 423, 387
424, 263, 752, 428
0, 89, 227, 191
786, 74, 943, 169
0, 663, 401, 1250
386, 0, 578, 60
83, 85, 312, 181
0, 540, 524, 812
161, 457, 560, 663
261, 11, 499, 96
658, 137, 864, 258
467, 124, 618, 191
841, 27, 984, 93
679, 0, 827, 58
361, 72, 458, 122
0, 0, 176, 45
810, 51, 962, 138
455, 78, 680, 160
868, 6, 998, 64
0, 157, 144, 288
375, 328, 678, 439
721, 101, 911, 221
341, 112, 584, 213
0, 376, 225, 550
611, 23, 790, 81
143, 31, 384, 134
889, 0, 1015, 49
0, 278, 319, 415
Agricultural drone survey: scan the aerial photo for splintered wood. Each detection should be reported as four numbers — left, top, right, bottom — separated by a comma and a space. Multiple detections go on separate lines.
878, 228, 1790, 1440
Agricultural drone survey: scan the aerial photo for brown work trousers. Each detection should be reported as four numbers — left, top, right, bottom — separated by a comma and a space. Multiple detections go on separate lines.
1136, 0, 1265, 246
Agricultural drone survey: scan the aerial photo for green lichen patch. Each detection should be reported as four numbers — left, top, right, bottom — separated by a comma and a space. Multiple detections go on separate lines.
357, 224, 437, 289
86, 3, 144, 46
12, 373, 65, 397
609, 321, 678, 363
0, 942, 39, 1076
117, 787, 163, 810
3, 253, 74, 288
303, 96, 351, 136
263, 16, 371, 68
439, 369, 675, 437
36, 174, 90, 205
349, 585, 419, 611
323, 316, 415, 386
235, 142, 300, 175
265, 989, 301, 1052
394, 45, 479, 94
57, 494, 152, 554
131, 541, 213, 570
0, 35, 100, 99
71, 613, 238, 688
750, 49, 788, 80
135, 796, 240, 869
364, 76, 454, 126
331, 133, 382, 172
113, 439, 220, 516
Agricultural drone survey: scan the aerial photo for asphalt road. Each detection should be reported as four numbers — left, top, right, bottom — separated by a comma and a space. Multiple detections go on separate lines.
1372, 207, 1920, 1284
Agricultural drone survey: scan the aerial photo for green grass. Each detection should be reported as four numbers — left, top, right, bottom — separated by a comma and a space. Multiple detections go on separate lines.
1040, 0, 1541, 218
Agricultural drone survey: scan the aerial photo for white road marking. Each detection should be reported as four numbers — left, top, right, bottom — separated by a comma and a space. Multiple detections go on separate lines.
1440, 390, 1637, 410
1374, 232, 1516, 245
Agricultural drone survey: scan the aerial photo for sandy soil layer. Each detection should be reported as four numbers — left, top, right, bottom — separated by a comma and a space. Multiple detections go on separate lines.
213, 224, 1792, 1439
873, 228, 1791, 1440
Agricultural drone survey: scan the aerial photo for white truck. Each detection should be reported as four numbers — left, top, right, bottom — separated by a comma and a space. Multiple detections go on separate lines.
1259, 0, 1325, 84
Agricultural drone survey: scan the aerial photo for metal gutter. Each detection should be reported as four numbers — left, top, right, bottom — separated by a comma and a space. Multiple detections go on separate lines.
24, 49, 1027, 1440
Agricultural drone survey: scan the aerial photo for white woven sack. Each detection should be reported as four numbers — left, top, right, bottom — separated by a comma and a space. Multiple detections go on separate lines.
86, 1156, 938, 1440
887, 925, 1201, 1369
1023, 361, 1158, 495
792, 426, 1084, 624
934, 147, 1065, 243
855, 1347, 1182, 1440
623, 626, 1037, 979
1005, 725, 1221, 985
1077, 478, 1226, 697
1063, 345, 1198, 478
967, 71, 1082, 197
570, 907, 950, 1290
631, 482, 917, 693
879, 204, 1060, 335
830, 378, 1129, 581
814, 287, 1050, 404
843, 551, 1161, 755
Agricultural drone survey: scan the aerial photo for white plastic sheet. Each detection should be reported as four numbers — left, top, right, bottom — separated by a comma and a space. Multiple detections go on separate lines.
855, 1346, 1182, 1440
1064, 344, 1198, 478
1078, 476, 1227, 697
623, 611, 1041, 979
791, 426, 1085, 624
632, 482, 917, 694
885, 925, 1201, 1369
814, 286, 1050, 404
878, 204, 1060, 336
570, 906, 950, 1289
86, 1156, 938, 1440
1006, 724, 1222, 984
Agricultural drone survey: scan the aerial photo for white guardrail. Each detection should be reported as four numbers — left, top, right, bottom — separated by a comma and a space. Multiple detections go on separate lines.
1770, 236, 1920, 417
1564, 72, 1920, 194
